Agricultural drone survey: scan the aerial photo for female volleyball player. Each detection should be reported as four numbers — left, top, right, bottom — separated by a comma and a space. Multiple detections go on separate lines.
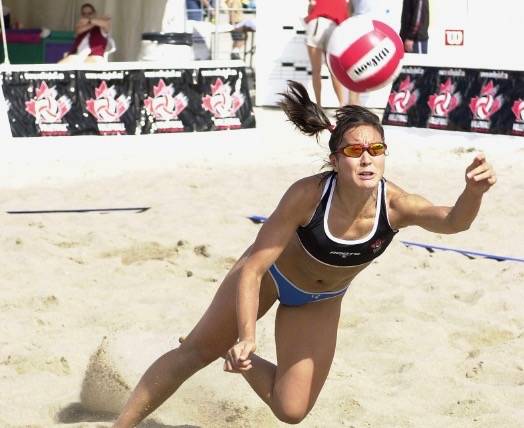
113, 81, 496, 427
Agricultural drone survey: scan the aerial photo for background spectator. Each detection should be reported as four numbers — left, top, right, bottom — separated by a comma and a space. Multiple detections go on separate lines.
2, 5, 10, 29
304, 0, 350, 107
226, 0, 245, 60
60, 3, 112, 64
186, 0, 212, 21
400, 0, 429, 54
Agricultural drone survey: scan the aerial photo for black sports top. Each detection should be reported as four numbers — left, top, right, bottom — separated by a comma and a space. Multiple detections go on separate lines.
297, 173, 398, 267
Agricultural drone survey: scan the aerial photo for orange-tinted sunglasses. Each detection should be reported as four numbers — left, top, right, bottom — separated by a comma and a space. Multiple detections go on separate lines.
333, 142, 387, 158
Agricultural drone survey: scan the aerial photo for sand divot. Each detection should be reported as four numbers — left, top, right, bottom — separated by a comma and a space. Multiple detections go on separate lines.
80, 334, 176, 414
80, 336, 132, 414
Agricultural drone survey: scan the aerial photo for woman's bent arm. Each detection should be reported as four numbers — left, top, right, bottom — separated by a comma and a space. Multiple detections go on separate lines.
226, 177, 321, 371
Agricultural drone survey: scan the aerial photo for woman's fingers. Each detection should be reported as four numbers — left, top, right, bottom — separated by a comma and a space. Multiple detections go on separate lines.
223, 343, 254, 373
223, 340, 256, 373
223, 356, 252, 373
467, 162, 490, 179
472, 170, 494, 182
239, 343, 253, 361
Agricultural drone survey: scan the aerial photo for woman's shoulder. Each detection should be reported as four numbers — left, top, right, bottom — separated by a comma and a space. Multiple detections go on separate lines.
282, 173, 331, 208
279, 173, 331, 226
383, 179, 410, 206
384, 179, 404, 193
290, 172, 331, 196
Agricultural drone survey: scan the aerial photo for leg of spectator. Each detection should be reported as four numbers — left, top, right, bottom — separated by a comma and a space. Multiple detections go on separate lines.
307, 45, 323, 106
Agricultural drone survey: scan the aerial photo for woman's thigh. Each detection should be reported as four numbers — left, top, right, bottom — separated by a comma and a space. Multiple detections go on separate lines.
180, 250, 278, 362
306, 17, 336, 51
273, 297, 342, 417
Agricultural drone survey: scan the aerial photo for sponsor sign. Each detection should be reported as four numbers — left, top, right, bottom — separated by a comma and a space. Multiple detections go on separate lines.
198, 67, 255, 130
1, 66, 256, 137
445, 29, 464, 46
383, 66, 435, 127
77, 70, 139, 135
142, 69, 193, 134
2, 71, 76, 137
384, 66, 523, 136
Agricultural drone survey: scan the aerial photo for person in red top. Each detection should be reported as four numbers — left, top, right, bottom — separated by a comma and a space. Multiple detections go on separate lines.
304, 0, 350, 107
60, 3, 112, 64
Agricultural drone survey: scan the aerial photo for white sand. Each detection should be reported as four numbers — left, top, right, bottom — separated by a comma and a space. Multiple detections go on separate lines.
1, 108, 524, 428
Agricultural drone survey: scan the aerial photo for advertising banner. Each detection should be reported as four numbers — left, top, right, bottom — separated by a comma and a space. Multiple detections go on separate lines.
141, 69, 198, 134
425, 67, 477, 132
467, 70, 516, 134
198, 67, 256, 131
510, 73, 524, 136
384, 66, 524, 137
2, 70, 78, 137
382, 66, 436, 128
1, 65, 256, 138
76, 70, 142, 136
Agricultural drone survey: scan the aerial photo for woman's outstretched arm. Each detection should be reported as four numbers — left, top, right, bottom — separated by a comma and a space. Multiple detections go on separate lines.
389, 153, 496, 234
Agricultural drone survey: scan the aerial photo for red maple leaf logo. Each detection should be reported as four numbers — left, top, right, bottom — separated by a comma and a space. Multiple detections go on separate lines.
388, 76, 418, 112
201, 78, 244, 118
86, 81, 130, 122
469, 80, 502, 120
144, 79, 188, 120
25, 82, 71, 123
427, 79, 460, 116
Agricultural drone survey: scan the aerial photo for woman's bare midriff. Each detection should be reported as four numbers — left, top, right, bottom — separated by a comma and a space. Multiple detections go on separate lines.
270, 233, 371, 293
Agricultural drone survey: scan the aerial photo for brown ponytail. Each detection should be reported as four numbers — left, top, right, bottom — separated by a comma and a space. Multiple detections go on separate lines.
278, 80, 332, 139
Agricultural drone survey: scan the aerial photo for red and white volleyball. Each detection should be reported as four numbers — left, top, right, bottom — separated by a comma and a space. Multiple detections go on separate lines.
326, 15, 404, 93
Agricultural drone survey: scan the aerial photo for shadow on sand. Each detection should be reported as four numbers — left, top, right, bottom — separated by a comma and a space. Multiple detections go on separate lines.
56, 402, 200, 428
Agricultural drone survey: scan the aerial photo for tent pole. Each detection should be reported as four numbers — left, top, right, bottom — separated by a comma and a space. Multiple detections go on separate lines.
0, 0, 10, 64
212, 0, 219, 59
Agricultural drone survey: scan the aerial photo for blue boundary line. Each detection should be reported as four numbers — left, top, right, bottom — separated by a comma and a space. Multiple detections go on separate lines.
400, 240, 524, 263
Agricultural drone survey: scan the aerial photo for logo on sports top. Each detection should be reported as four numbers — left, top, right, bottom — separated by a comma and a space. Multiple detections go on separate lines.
370, 238, 384, 254
445, 29, 464, 46
511, 98, 524, 136
469, 80, 503, 132
386, 76, 419, 125
86, 81, 130, 135
144, 79, 188, 133
329, 251, 360, 258
201, 78, 244, 130
427, 78, 461, 129
25, 82, 71, 136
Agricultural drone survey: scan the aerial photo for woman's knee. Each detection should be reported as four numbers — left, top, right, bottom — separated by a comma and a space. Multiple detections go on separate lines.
271, 400, 309, 424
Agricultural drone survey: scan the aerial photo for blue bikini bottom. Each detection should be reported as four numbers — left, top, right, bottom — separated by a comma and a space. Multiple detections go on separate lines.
268, 264, 348, 307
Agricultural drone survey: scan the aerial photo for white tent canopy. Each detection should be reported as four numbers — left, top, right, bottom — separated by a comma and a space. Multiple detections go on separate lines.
3, 0, 175, 62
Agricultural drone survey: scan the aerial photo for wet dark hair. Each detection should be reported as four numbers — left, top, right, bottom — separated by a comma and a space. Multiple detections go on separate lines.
279, 80, 385, 162
81, 3, 96, 13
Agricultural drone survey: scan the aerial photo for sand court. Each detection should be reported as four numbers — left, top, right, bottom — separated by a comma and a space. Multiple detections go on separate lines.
1, 108, 524, 427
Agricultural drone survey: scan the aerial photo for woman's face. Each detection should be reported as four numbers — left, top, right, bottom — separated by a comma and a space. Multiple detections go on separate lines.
81, 6, 95, 19
330, 125, 386, 190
